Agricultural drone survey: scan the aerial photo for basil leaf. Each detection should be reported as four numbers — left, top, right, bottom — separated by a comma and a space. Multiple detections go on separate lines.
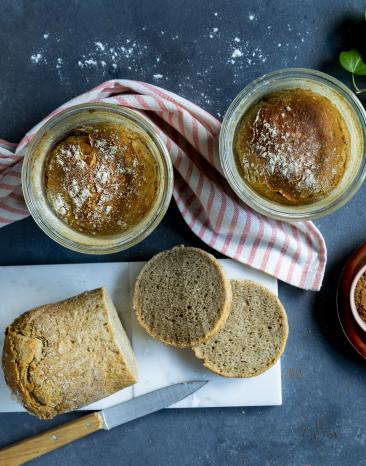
339, 49, 366, 75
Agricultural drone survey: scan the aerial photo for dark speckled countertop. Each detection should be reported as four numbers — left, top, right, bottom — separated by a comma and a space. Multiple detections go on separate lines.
1, 1, 366, 465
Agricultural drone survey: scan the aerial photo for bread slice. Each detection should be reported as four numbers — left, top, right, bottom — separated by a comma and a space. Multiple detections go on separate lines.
133, 246, 232, 348
2, 288, 137, 419
193, 280, 288, 377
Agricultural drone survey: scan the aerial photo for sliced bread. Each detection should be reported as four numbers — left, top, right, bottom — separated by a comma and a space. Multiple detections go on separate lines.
193, 280, 288, 377
133, 246, 232, 348
2, 288, 138, 419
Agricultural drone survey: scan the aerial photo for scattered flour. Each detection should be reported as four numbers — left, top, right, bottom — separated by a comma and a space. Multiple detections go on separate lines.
95, 164, 110, 184
73, 40, 147, 71
95, 41, 105, 51
228, 39, 268, 66
242, 106, 322, 193
231, 49, 243, 58
209, 27, 219, 39
30, 53, 43, 64
78, 58, 97, 68
28, 19, 307, 99
52, 193, 68, 216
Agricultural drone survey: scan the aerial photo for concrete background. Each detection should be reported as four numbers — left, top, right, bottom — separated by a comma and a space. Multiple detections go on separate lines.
0, 1, 366, 464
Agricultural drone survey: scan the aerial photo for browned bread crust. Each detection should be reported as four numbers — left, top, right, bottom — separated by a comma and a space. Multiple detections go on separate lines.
235, 88, 350, 205
2, 288, 137, 419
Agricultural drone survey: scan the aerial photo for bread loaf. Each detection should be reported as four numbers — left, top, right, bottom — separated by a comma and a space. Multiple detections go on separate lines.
133, 246, 232, 348
193, 280, 288, 377
2, 288, 137, 419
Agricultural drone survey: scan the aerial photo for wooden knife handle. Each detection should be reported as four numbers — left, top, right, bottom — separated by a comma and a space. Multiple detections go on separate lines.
0, 411, 104, 466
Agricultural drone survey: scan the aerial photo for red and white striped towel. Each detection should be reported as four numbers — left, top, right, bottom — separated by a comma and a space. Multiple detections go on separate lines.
0, 80, 326, 290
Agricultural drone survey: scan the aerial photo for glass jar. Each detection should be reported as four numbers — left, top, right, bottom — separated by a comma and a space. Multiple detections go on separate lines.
22, 103, 173, 254
220, 68, 366, 221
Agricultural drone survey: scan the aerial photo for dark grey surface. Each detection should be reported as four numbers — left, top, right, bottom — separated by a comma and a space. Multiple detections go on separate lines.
0, 1, 366, 465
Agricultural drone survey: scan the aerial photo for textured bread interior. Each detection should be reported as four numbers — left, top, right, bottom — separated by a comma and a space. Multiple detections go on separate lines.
134, 246, 232, 348
193, 280, 288, 378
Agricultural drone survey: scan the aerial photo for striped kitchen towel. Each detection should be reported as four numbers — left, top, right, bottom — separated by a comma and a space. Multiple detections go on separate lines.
0, 79, 326, 290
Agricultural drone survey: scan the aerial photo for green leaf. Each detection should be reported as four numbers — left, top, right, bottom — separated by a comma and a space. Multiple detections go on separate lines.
339, 49, 366, 75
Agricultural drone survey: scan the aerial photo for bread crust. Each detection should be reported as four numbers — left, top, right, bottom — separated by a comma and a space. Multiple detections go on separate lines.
193, 280, 289, 378
2, 288, 137, 419
235, 88, 350, 206
133, 246, 232, 348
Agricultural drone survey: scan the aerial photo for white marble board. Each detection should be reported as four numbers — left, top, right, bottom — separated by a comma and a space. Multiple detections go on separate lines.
0, 260, 281, 412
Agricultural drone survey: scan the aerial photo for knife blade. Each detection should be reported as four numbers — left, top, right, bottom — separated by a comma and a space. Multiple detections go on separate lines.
99, 380, 207, 430
0, 381, 208, 466
100, 380, 208, 430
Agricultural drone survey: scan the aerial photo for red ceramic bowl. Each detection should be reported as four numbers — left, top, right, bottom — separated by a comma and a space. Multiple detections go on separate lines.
337, 242, 366, 358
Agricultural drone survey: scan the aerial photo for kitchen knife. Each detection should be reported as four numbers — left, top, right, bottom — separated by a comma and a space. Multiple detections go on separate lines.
0, 380, 208, 466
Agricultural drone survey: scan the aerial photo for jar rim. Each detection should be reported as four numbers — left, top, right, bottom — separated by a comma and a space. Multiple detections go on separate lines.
219, 68, 366, 222
22, 102, 173, 254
